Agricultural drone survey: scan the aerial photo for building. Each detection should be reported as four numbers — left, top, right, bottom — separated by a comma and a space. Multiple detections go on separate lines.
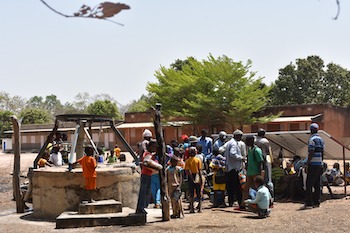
3, 104, 350, 153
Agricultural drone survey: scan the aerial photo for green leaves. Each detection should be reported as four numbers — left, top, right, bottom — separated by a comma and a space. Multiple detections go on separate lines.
87, 100, 122, 120
20, 108, 51, 125
269, 55, 350, 106
147, 54, 272, 130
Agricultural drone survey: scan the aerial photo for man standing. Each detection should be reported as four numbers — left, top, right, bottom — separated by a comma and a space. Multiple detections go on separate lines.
234, 130, 247, 164
138, 129, 153, 159
224, 130, 245, 209
213, 131, 227, 152
197, 129, 213, 161
255, 129, 274, 196
301, 123, 325, 210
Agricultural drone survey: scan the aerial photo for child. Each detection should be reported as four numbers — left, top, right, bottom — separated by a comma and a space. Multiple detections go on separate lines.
209, 148, 226, 207
38, 151, 52, 168
136, 139, 158, 214
108, 149, 117, 164
184, 146, 203, 213
114, 144, 121, 159
71, 146, 97, 203
166, 155, 184, 218
245, 175, 272, 218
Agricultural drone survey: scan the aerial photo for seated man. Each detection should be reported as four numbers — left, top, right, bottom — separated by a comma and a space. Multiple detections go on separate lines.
271, 158, 285, 198
245, 175, 272, 218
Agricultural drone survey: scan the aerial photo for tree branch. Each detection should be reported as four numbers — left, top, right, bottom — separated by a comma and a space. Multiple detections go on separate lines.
333, 0, 340, 20
39, 0, 125, 26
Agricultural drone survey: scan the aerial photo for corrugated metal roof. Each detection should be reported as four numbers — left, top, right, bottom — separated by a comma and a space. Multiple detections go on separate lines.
3, 126, 111, 134
116, 121, 191, 129
265, 130, 350, 160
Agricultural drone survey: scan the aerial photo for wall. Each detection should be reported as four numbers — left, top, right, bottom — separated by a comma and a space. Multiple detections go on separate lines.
32, 166, 140, 219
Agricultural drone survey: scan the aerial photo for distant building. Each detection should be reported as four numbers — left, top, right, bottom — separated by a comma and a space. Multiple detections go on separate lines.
3, 104, 350, 152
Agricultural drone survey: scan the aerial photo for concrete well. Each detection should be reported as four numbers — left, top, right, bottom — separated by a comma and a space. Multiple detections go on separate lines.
32, 164, 140, 219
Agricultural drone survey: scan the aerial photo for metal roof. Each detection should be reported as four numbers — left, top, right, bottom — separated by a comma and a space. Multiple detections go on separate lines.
264, 130, 350, 160
116, 121, 191, 129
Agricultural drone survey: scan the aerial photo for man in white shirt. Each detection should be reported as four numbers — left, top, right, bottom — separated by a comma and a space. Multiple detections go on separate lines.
50, 146, 63, 166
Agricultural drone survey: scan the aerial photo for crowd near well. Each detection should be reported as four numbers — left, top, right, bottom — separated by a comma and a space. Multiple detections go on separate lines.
31, 121, 350, 221
132, 122, 339, 219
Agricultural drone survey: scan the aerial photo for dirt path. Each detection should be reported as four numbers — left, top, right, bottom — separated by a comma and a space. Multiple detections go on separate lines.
0, 152, 349, 233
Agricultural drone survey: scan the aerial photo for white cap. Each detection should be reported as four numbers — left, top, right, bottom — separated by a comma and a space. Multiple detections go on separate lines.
219, 131, 227, 137
142, 129, 152, 138
233, 129, 243, 135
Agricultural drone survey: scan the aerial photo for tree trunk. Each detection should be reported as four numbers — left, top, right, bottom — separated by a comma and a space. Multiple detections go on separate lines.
11, 116, 25, 213
153, 104, 170, 221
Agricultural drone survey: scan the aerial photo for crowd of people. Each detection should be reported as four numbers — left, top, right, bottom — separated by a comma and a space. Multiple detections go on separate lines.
135, 128, 276, 219
135, 122, 343, 218
37, 122, 338, 218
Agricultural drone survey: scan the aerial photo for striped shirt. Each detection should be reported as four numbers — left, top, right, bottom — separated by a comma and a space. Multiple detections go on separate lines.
308, 133, 324, 166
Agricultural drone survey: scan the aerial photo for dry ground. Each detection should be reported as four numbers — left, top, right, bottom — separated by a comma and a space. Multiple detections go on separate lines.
0, 152, 349, 233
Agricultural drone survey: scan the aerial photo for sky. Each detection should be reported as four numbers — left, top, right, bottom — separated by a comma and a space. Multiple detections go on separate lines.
2, 0, 350, 106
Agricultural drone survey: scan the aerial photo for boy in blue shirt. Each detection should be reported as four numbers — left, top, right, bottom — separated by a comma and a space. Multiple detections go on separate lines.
245, 175, 271, 218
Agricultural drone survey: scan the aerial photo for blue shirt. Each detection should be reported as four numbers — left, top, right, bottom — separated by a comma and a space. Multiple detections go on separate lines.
246, 185, 271, 210
197, 136, 213, 160
308, 133, 324, 166
213, 138, 225, 151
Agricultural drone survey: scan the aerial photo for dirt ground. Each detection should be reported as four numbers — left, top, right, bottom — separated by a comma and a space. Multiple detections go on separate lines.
0, 152, 349, 233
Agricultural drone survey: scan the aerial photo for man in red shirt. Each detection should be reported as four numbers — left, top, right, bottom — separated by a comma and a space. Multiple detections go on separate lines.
136, 139, 158, 214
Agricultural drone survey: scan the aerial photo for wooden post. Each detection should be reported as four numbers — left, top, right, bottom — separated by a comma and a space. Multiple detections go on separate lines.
33, 119, 59, 169
11, 116, 25, 213
153, 103, 170, 221
343, 146, 347, 196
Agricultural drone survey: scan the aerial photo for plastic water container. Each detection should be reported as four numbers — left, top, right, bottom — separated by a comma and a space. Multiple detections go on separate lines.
98, 155, 104, 163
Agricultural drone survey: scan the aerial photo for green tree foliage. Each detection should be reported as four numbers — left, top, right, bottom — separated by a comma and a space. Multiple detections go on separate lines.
27, 96, 44, 109
87, 100, 122, 120
127, 95, 150, 113
20, 108, 52, 124
44, 94, 63, 115
321, 63, 350, 105
147, 54, 273, 130
0, 110, 13, 138
269, 55, 350, 106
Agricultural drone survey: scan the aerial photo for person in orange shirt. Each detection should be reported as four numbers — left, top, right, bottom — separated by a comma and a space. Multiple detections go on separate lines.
71, 145, 97, 203
37, 152, 52, 168
185, 146, 203, 213
114, 144, 121, 158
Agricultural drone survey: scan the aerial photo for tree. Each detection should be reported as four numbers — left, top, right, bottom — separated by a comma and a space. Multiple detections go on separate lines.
269, 56, 350, 106
147, 54, 273, 130
0, 92, 26, 115
87, 100, 122, 120
20, 108, 52, 124
126, 95, 150, 113
321, 63, 350, 106
44, 94, 63, 115
0, 110, 13, 138
27, 96, 44, 109
73, 92, 91, 112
